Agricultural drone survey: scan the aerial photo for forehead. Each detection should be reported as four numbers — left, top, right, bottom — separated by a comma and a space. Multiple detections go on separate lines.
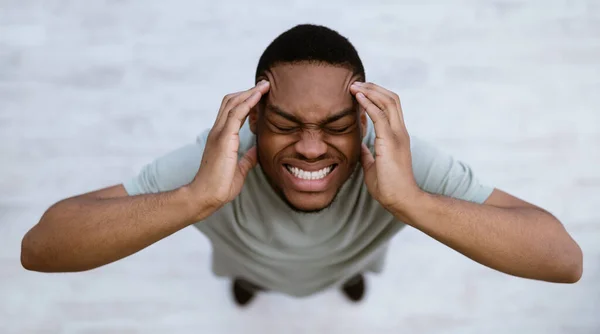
264, 63, 358, 121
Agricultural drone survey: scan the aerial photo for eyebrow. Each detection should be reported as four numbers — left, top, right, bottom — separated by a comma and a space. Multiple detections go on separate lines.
265, 104, 356, 125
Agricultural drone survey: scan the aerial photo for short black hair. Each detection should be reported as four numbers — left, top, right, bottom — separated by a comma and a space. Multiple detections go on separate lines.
255, 24, 365, 82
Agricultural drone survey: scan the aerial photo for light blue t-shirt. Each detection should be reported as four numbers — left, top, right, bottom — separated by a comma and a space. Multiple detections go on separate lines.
124, 120, 493, 297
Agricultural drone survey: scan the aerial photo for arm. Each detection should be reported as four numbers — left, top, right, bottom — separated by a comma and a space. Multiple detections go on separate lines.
21, 81, 270, 273
390, 189, 583, 283
21, 184, 212, 272
350, 81, 583, 284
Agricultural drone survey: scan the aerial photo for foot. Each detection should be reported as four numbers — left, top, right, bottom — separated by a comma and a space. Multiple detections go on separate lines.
341, 274, 366, 302
232, 279, 256, 307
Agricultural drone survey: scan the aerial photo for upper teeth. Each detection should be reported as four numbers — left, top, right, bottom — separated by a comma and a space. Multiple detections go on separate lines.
286, 165, 334, 180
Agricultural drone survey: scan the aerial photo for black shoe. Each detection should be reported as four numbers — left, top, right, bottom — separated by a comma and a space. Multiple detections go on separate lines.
232, 279, 257, 307
341, 274, 366, 302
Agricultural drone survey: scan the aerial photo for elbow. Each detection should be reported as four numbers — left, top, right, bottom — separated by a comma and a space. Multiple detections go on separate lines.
567, 264, 583, 284
21, 204, 69, 272
20, 232, 41, 271
21, 251, 42, 272
20, 228, 61, 273
566, 249, 584, 284
556, 242, 584, 284
21, 227, 99, 273
20, 230, 50, 272
21, 207, 57, 272
560, 262, 583, 284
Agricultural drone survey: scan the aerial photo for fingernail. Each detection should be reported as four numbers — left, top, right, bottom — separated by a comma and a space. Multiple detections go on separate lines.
357, 92, 365, 98
353, 81, 364, 86
258, 80, 269, 87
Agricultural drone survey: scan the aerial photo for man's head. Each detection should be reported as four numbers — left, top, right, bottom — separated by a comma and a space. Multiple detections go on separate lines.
248, 24, 367, 213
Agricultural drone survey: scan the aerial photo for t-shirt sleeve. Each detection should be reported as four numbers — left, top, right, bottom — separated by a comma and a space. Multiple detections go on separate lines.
123, 129, 211, 195
409, 136, 494, 204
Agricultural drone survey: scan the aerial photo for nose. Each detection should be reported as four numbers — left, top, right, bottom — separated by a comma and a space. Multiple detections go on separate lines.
294, 129, 328, 161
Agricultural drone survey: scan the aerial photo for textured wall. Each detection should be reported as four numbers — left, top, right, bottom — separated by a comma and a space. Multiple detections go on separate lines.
1, 0, 598, 333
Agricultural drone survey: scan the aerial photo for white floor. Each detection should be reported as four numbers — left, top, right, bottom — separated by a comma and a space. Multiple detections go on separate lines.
1, 1, 599, 333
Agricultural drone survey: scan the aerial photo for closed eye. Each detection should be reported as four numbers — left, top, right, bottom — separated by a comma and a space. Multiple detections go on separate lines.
326, 126, 352, 134
273, 125, 300, 133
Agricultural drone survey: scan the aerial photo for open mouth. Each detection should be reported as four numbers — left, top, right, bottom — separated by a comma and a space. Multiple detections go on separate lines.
284, 164, 338, 180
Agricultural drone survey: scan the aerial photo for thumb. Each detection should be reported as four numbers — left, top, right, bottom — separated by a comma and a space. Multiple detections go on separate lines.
238, 146, 258, 178
360, 143, 375, 170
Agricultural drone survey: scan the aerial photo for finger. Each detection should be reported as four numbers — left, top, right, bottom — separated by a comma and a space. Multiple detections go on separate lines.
351, 82, 402, 131
360, 143, 375, 170
215, 81, 270, 129
213, 91, 242, 128
221, 90, 264, 135
214, 81, 270, 130
238, 146, 258, 178
224, 80, 270, 113
353, 82, 401, 111
355, 92, 393, 138
350, 82, 393, 111
364, 82, 405, 128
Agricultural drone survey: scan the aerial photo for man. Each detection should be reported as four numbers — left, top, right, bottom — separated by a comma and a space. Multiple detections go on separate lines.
21, 24, 583, 307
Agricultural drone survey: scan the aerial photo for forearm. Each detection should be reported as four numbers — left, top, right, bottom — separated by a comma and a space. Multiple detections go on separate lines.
21, 186, 212, 272
391, 192, 583, 283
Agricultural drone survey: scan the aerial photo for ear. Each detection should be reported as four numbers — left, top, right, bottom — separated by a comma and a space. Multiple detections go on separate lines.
249, 106, 259, 134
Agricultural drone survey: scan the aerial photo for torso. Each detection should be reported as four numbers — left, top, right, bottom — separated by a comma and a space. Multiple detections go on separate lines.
194, 162, 404, 297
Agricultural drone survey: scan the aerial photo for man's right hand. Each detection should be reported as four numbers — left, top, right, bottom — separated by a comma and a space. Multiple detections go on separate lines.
21, 80, 271, 272
189, 80, 270, 210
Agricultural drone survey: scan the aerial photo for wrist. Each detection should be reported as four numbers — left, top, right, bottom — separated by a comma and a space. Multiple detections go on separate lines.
386, 189, 432, 225
177, 185, 221, 223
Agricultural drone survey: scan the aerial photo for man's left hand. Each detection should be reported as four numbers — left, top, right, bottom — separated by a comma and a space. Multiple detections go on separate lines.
350, 82, 422, 210
350, 82, 583, 284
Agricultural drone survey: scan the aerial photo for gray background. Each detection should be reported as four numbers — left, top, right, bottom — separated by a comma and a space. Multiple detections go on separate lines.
1, 0, 599, 333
